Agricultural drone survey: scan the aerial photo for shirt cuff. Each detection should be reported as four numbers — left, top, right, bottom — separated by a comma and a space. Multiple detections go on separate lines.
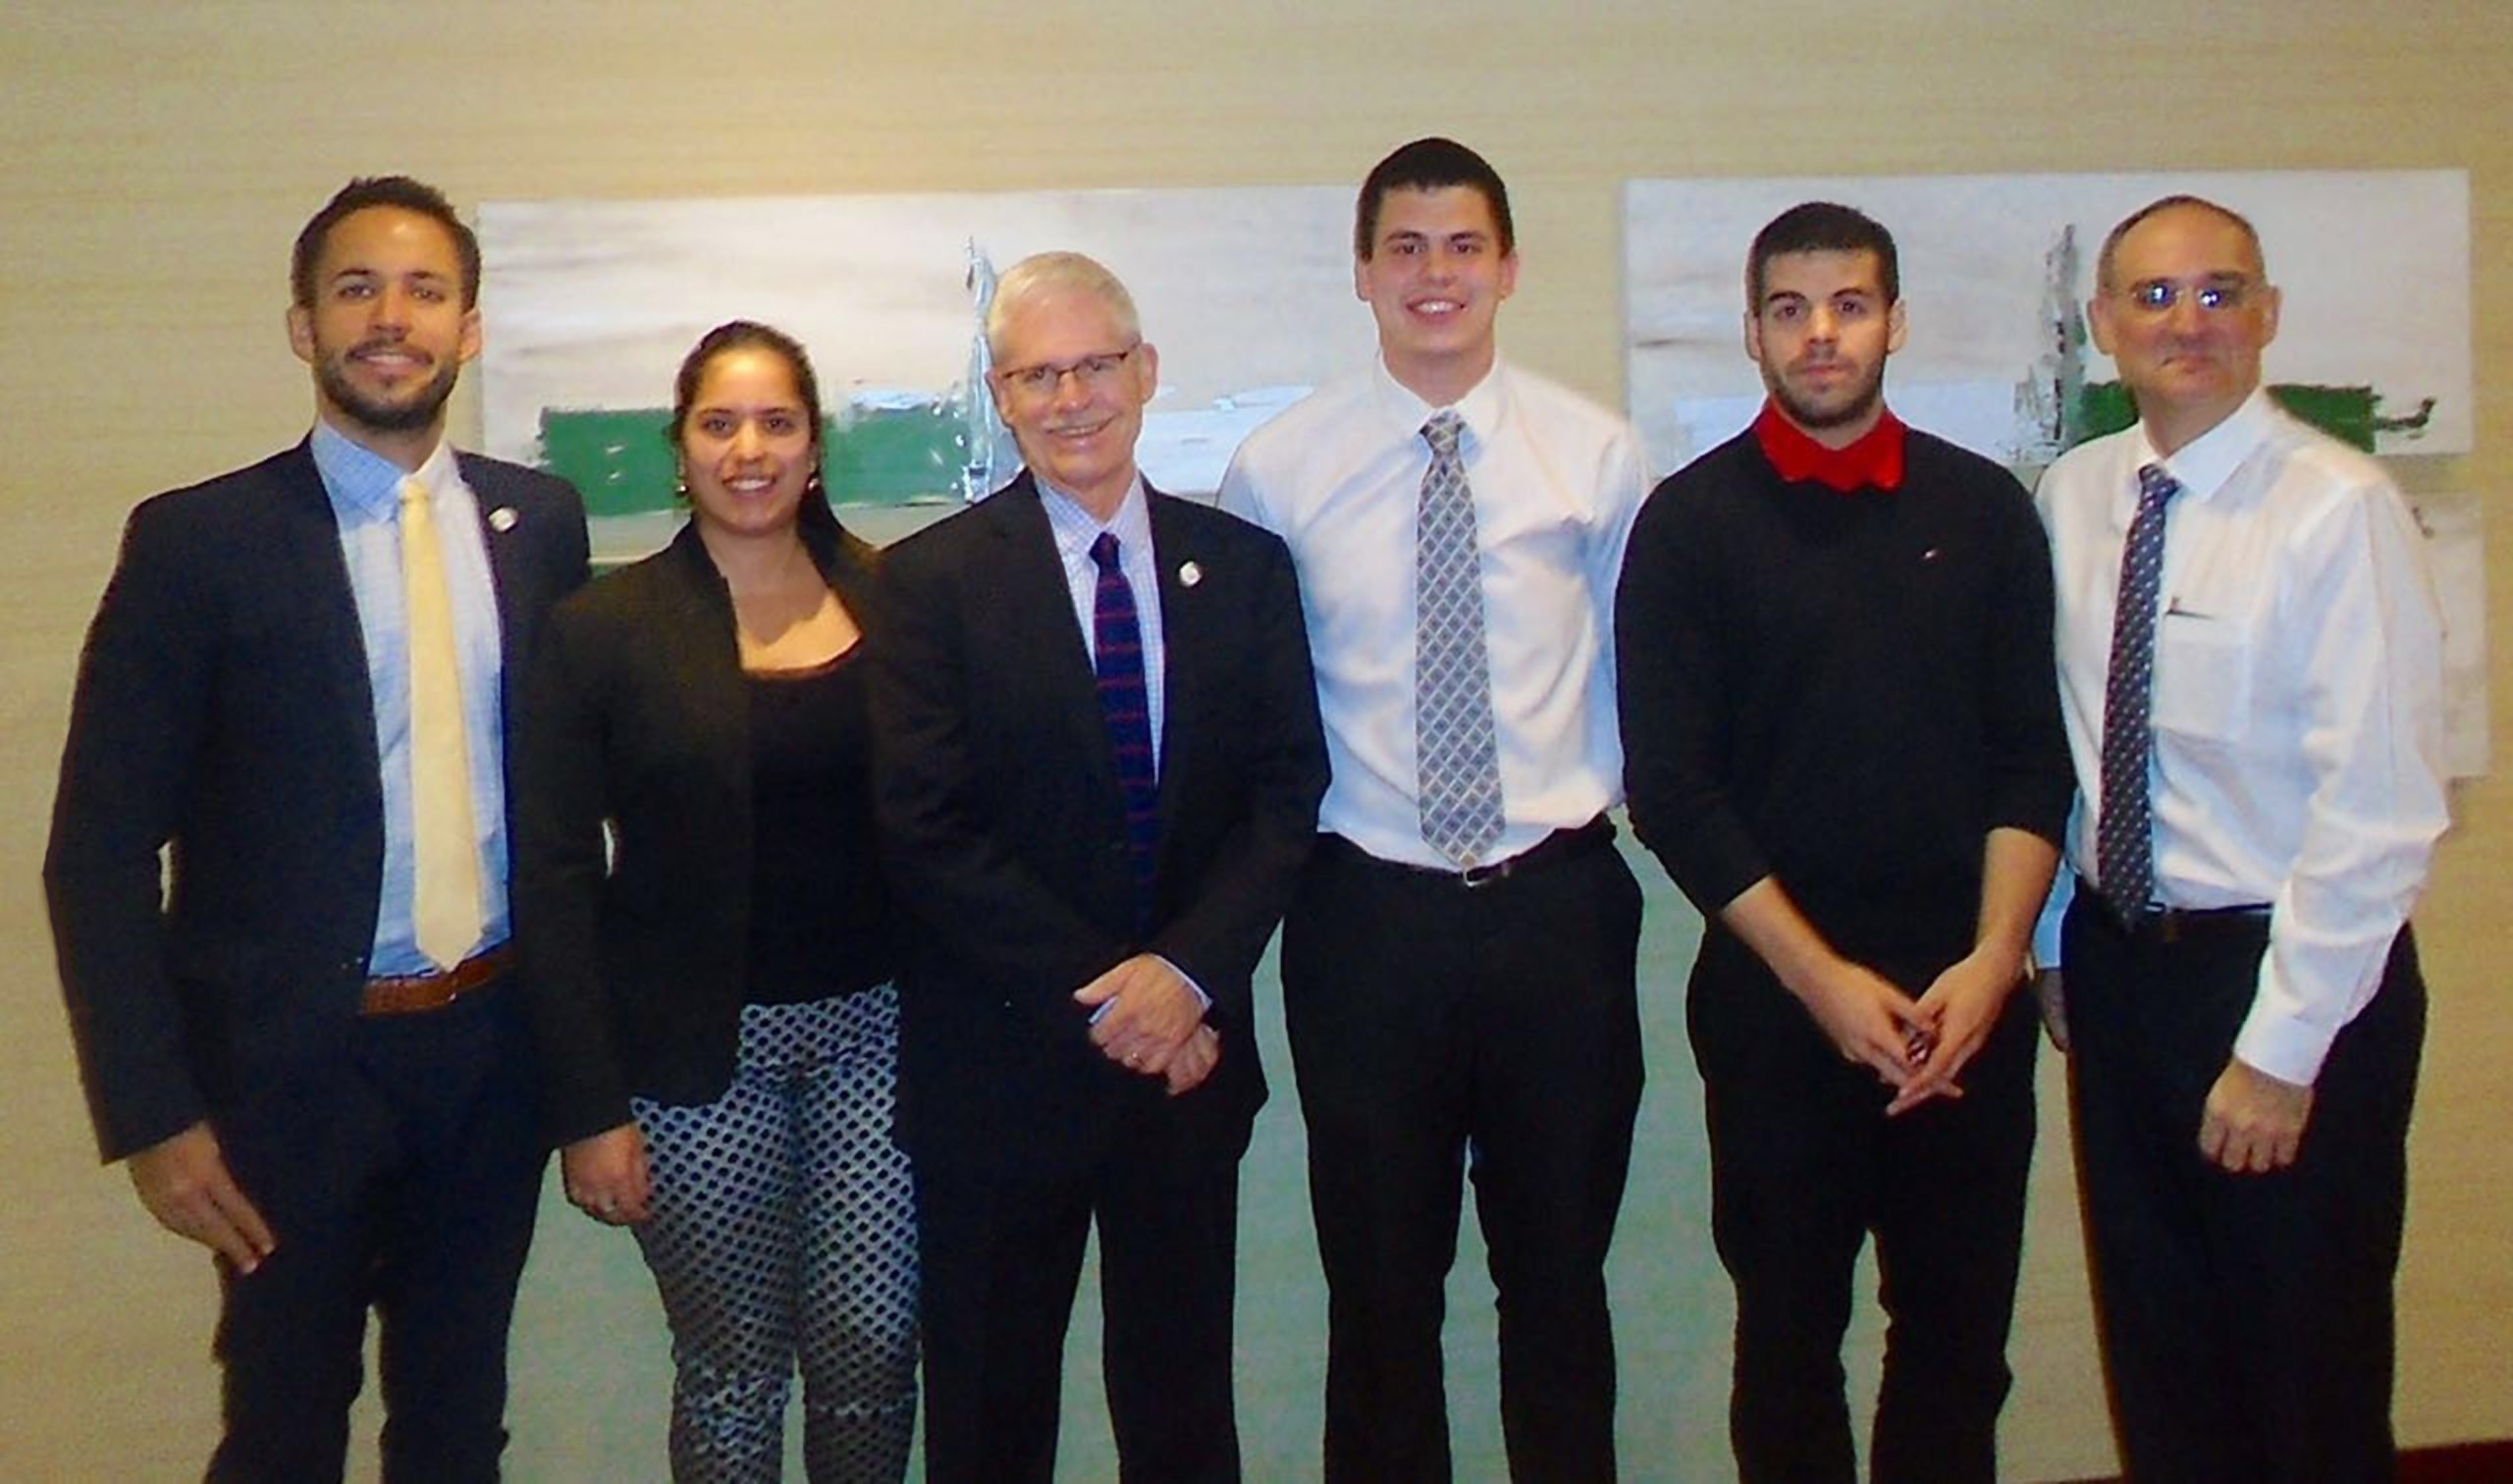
1083, 955, 1211, 1023
2031, 871, 2073, 972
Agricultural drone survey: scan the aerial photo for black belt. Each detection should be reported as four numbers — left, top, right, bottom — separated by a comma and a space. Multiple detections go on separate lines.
2079, 877, 2269, 946
1316, 815, 1615, 889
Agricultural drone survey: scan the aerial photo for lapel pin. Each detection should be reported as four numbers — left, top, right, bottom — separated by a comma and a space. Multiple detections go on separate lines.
488, 506, 519, 533
1178, 560, 1203, 588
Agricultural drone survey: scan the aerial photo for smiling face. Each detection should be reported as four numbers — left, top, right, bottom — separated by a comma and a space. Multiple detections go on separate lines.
1745, 247, 1906, 447
2090, 202, 2280, 454
287, 206, 479, 457
1355, 185, 1518, 406
676, 345, 818, 544
987, 284, 1156, 520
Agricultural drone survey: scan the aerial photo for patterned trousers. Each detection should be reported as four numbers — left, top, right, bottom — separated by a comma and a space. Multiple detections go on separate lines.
632, 986, 920, 1482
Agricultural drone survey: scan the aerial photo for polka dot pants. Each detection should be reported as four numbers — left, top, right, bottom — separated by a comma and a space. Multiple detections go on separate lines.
631, 986, 918, 1481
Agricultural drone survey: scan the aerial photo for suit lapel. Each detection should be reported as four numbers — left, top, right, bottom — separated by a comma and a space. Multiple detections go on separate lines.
1144, 491, 1200, 843
274, 442, 385, 780
458, 454, 531, 714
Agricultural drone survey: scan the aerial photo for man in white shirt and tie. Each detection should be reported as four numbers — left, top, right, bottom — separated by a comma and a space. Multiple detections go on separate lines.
1220, 136, 1651, 1482
2034, 194, 2447, 1480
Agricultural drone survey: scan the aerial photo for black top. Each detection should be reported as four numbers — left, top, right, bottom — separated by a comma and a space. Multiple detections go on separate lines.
513, 512, 888, 1144
1615, 426, 2073, 959
745, 651, 894, 1003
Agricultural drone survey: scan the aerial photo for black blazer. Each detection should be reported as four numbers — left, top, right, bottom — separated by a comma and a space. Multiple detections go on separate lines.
44, 442, 589, 1162
869, 472, 1329, 1179
512, 514, 884, 1146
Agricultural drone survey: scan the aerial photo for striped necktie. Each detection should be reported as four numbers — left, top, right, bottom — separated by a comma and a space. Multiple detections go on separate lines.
1090, 532, 1160, 927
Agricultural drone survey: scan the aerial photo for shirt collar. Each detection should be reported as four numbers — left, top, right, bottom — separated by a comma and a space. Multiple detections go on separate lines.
2136, 387, 2274, 504
1371, 353, 1507, 451
1752, 398, 1906, 494
1036, 471, 1152, 563
309, 417, 456, 519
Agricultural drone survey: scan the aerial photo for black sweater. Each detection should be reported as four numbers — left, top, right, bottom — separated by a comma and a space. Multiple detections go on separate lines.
1615, 426, 2072, 959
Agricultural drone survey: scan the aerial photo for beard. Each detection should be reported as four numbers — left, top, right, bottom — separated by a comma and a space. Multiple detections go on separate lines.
314, 344, 461, 435
1767, 358, 1885, 433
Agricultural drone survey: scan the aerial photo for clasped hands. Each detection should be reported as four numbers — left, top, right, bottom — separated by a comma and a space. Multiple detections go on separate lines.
1796, 946, 2020, 1117
1075, 953, 1220, 1097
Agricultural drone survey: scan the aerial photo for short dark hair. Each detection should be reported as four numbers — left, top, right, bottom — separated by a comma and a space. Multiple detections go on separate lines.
1747, 201, 1899, 308
2096, 193, 2267, 291
291, 176, 480, 309
1355, 136, 1514, 259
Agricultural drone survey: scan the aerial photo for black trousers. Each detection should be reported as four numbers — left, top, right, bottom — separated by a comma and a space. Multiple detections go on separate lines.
1688, 928, 2039, 1484
205, 980, 545, 1484
2063, 893, 2424, 1484
915, 1105, 1244, 1484
1282, 829, 1644, 1484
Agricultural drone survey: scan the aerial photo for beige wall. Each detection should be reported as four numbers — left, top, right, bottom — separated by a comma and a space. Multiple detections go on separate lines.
6, 3, 2507, 1477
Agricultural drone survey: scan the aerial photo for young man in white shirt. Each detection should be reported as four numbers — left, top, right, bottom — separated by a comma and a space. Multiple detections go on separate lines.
1220, 136, 1650, 1482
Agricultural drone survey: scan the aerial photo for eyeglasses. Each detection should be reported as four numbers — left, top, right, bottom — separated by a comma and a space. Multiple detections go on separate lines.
997, 344, 1140, 398
2113, 278, 2257, 313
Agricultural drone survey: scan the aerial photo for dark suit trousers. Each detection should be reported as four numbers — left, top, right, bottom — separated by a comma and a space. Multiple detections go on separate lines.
1688, 929, 2038, 1484
1282, 833, 1644, 1484
915, 1090, 1244, 1484
205, 981, 544, 1484
2062, 896, 2424, 1484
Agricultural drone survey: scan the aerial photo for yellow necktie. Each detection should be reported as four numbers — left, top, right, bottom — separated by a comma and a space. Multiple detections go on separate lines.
401, 476, 484, 970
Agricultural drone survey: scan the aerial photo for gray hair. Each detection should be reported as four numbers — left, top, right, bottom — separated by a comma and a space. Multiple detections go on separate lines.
984, 251, 1143, 360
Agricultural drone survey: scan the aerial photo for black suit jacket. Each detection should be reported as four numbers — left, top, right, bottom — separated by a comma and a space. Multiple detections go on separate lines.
869, 473, 1328, 1179
44, 441, 589, 1162
513, 514, 885, 1146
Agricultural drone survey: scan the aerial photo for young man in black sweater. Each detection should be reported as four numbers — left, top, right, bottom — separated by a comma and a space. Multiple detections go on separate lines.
1616, 202, 2073, 1483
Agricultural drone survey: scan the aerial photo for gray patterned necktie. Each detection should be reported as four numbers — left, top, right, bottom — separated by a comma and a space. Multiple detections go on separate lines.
1415, 411, 1505, 867
2096, 462, 2181, 922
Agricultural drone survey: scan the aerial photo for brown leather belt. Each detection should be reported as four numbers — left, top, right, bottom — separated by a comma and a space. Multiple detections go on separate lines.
359, 944, 514, 1016
1316, 815, 1616, 889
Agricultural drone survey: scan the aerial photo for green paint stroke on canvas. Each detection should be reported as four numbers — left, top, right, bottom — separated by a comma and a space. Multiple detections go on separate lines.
539, 405, 978, 518
2068, 385, 2438, 454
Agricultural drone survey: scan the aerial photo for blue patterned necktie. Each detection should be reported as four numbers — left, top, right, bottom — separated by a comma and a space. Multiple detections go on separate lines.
1414, 411, 1505, 868
2096, 462, 2181, 923
1091, 533, 1160, 925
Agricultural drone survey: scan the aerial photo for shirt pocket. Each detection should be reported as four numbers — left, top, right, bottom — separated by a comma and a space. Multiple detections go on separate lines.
2150, 609, 2251, 744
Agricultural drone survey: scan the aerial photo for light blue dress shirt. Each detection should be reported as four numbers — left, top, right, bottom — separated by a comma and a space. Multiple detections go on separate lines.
310, 420, 508, 976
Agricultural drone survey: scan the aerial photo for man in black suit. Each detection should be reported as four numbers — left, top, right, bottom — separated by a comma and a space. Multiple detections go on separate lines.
871, 250, 1328, 1482
44, 177, 588, 1481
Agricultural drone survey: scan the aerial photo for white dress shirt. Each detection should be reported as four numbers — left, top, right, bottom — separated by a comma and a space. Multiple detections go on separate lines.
1219, 356, 1648, 870
2036, 390, 2447, 1084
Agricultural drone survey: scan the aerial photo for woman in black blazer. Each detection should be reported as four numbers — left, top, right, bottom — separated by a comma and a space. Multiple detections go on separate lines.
515, 322, 914, 1480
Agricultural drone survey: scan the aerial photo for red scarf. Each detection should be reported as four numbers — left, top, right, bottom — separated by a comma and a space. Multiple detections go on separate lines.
1752, 399, 1906, 494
